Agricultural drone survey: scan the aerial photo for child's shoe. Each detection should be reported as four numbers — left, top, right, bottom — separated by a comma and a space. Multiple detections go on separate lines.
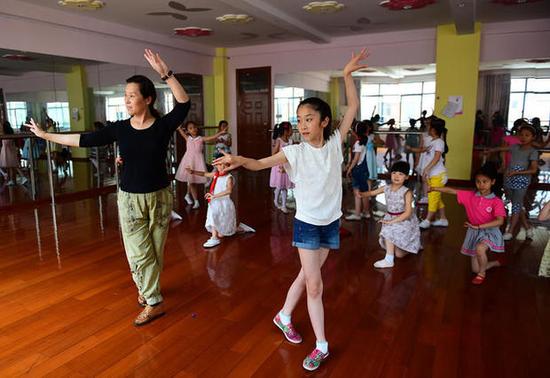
345, 213, 361, 221
503, 232, 513, 241
419, 219, 431, 229
280, 206, 289, 214
361, 212, 371, 219
432, 219, 449, 227
184, 193, 193, 205
238, 222, 256, 233
192, 200, 200, 209
525, 227, 535, 240
273, 314, 302, 344
203, 237, 220, 248
302, 348, 329, 371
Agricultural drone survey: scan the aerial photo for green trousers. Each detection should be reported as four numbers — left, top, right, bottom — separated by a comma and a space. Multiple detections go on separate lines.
117, 187, 173, 305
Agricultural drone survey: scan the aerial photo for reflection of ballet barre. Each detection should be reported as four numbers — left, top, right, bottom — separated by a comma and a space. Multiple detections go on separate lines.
374, 131, 423, 135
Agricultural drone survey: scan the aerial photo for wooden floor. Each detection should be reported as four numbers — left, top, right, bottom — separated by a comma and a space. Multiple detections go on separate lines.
1, 171, 549, 377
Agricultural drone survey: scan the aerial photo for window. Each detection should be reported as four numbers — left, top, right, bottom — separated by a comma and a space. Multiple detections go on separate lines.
105, 96, 128, 121
360, 81, 435, 128
508, 78, 550, 129
46, 102, 70, 131
6, 101, 27, 130
274, 87, 304, 125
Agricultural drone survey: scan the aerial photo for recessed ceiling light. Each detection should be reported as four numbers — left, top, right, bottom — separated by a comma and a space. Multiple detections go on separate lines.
303, 1, 345, 14
174, 27, 212, 37
216, 14, 254, 24
379, 0, 436, 10
57, 0, 105, 10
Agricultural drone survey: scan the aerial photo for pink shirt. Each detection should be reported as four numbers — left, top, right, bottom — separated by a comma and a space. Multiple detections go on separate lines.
457, 190, 506, 226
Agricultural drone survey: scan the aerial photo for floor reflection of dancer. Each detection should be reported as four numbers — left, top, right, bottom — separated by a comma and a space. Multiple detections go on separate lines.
26, 49, 191, 326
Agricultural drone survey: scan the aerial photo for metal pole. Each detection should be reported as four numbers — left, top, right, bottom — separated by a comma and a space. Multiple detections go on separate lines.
46, 141, 60, 259
28, 138, 37, 200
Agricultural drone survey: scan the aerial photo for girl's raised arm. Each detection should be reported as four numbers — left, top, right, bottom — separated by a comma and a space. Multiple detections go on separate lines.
339, 48, 369, 143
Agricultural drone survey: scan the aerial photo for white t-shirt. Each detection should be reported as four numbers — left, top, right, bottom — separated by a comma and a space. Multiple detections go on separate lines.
417, 133, 432, 171
283, 129, 343, 226
424, 138, 446, 177
352, 141, 367, 165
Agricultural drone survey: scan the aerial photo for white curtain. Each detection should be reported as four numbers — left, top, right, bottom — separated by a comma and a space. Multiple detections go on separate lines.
477, 73, 511, 123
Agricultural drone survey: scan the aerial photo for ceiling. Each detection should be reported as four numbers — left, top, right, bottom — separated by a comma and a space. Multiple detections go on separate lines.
0, 48, 100, 77
17, 0, 550, 47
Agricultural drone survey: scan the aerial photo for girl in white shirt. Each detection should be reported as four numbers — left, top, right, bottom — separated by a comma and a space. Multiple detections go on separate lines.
214, 49, 369, 372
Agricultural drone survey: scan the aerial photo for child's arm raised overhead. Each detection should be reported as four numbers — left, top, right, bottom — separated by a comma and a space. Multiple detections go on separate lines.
177, 126, 189, 141
339, 48, 369, 143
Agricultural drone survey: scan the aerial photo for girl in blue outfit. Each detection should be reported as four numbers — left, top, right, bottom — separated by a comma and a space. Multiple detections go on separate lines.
214, 49, 369, 372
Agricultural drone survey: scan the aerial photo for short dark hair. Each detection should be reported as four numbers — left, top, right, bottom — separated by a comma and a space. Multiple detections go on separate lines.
390, 161, 410, 175
297, 97, 333, 140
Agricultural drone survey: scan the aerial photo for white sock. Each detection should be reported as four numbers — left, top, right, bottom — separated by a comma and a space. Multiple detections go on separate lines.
385, 254, 395, 264
316, 340, 329, 354
278, 310, 291, 325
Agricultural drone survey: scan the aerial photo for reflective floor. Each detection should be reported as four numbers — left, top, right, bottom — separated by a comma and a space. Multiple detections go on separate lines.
0, 171, 549, 377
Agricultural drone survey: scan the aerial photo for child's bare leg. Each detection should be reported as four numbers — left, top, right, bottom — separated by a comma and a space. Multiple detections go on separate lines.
471, 256, 480, 274
395, 247, 409, 258
475, 243, 489, 277
189, 183, 199, 201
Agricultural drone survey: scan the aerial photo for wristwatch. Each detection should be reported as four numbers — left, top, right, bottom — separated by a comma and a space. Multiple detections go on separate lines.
161, 70, 173, 81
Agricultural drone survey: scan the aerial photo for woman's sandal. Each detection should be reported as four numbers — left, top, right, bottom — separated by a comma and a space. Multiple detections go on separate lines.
472, 274, 486, 285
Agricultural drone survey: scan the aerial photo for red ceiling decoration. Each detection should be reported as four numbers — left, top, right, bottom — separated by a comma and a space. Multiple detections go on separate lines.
379, 0, 436, 10
2, 54, 35, 61
174, 27, 212, 37
491, 0, 542, 4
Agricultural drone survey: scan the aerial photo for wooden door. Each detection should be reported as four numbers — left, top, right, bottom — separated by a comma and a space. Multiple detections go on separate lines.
236, 67, 271, 159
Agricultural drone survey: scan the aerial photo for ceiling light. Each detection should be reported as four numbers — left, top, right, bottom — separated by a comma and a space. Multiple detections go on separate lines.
57, 0, 105, 10
303, 1, 345, 14
216, 14, 254, 24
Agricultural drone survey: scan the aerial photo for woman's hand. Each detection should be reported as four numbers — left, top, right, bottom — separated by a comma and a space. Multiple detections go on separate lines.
144, 48, 169, 77
213, 151, 244, 172
24, 118, 47, 139
116, 156, 123, 166
343, 48, 369, 76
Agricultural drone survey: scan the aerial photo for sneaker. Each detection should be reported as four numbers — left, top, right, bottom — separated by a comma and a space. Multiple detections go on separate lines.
192, 200, 200, 209
419, 219, 431, 229
503, 232, 513, 241
203, 238, 221, 248
345, 213, 361, 221
373, 258, 394, 268
361, 212, 371, 219
525, 227, 535, 240
418, 197, 429, 204
6, 180, 15, 186
280, 206, 289, 214
134, 303, 165, 326
273, 314, 302, 344
302, 348, 329, 371
185, 193, 193, 205
238, 222, 256, 233
432, 219, 449, 227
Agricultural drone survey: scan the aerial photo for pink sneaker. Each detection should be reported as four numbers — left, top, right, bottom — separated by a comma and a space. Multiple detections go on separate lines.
273, 314, 302, 344
303, 348, 329, 371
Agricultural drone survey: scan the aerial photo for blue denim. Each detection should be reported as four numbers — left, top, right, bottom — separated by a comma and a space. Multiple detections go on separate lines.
292, 218, 340, 250
351, 159, 370, 192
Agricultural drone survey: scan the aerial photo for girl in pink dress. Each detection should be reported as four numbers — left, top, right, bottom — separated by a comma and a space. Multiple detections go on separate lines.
269, 122, 294, 213
175, 121, 225, 209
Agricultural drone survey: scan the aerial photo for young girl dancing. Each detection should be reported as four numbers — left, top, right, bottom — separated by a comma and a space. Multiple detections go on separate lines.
345, 120, 370, 220
175, 121, 225, 209
358, 161, 420, 268
270, 121, 294, 213
214, 49, 369, 371
187, 165, 255, 248
430, 164, 506, 284
485, 123, 538, 240
213, 120, 232, 160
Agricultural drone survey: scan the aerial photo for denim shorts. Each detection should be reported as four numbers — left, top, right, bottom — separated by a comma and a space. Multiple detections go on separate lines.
292, 218, 340, 250
351, 160, 369, 192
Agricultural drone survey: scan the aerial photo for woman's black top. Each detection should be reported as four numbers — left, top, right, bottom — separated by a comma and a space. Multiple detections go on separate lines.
80, 101, 190, 193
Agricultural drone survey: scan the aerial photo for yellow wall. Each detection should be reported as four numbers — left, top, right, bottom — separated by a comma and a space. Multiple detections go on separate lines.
435, 23, 481, 180
213, 47, 227, 122
329, 77, 340, 123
